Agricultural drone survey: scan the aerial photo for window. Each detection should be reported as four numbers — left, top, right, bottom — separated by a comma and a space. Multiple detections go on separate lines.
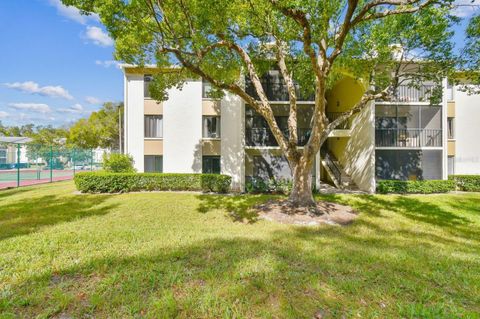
144, 155, 163, 172
144, 74, 153, 98
145, 115, 163, 138
202, 156, 221, 174
448, 118, 455, 139
202, 80, 212, 98
203, 116, 221, 138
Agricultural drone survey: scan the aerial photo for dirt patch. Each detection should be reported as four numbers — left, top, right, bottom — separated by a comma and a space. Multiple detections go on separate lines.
255, 199, 357, 226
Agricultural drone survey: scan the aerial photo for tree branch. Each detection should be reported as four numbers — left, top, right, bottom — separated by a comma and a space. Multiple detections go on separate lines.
268, 0, 323, 79
218, 37, 291, 153
328, 0, 359, 63
351, 0, 436, 25
274, 37, 298, 147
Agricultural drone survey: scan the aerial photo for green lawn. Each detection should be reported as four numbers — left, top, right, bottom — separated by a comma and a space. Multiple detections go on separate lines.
0, 182, 479, 318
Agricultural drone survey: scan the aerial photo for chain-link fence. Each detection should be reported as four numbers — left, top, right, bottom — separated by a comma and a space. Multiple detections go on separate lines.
0, 142, 108, 189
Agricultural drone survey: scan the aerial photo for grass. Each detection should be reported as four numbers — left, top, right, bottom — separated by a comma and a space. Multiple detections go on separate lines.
0, 182, 479, 318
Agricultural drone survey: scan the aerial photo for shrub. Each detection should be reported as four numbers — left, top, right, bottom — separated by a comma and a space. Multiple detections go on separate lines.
245, 177, 292, 195
102, 153, 135, 173
449, 175, 480, 192
74, 172, 231, 193
376, 180, 456, 194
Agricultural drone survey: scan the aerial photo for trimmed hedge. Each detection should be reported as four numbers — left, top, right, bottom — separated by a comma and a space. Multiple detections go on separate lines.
449, 175, 480, 192
376, 180, 456, 194
74, 172, 231, 193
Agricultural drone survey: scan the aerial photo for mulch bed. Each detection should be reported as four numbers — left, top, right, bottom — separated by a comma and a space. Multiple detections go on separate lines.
255, 199, 357, 226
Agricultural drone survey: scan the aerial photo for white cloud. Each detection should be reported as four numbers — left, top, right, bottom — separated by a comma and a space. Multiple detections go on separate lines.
48, 0, 99, 25
4, 81, 73, 100
0, 111, 8, 118
9, 103, 52, 113
453, 0, 480, 17
85, 96, 102, 104
58, 103, 85, 113
85, 26, 113, 47
95, 60, 121, 69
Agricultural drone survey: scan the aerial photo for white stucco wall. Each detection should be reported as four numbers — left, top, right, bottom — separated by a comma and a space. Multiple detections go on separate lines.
221, 93, 245, 191
163, 80, 203, 173
125, 74, 145, 172
454, 87, 480, 174
344, 102, 376, 192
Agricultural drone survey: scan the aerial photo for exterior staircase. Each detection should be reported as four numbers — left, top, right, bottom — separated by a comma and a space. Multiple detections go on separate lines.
320, 149, 358, 190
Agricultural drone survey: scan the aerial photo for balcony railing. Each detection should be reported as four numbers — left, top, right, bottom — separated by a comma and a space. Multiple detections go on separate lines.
245, 81, 315, 102
375, 129, 442, 147
326, 112, 351, 130
376, 85, 435, 103
246, 127, 311, 147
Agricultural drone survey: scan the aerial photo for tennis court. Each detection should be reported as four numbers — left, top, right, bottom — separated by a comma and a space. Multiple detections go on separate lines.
0, 140, 107, 190
0, 169, 77, 189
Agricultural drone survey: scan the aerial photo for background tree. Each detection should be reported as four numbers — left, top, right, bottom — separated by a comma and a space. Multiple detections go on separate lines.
0, 122, 35, 137
68, 102, 123, 150
63, 0, 469, 207
458, 13, 480, 93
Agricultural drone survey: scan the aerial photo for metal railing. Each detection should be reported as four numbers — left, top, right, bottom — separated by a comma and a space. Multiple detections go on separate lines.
245, 80, 315, 101
321, 148, 343, 186
245, 127, 311, 147
326, 112, 351, 130
376, 85, 435, 103
375, 129, 442, 147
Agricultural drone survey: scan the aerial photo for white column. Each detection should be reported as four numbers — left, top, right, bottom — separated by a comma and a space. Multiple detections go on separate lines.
221, 93, 245, 192
125, 74, 145, 172
442, 78, 448, 179
315, 151, 321, 189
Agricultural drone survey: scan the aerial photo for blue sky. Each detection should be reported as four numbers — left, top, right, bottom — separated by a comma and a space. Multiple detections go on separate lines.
0, 0, 478, 128
0, 0, 122, 128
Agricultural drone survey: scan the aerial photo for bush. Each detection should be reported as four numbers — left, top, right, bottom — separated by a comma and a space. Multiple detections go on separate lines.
449, 175, 480, 192
74, 172, 231, 193
376, 180, 456, 194
102, 153, 135, 173
245, 177, 292, 195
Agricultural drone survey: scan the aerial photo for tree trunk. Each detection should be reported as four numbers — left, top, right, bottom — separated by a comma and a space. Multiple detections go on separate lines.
288, 157, 316, 207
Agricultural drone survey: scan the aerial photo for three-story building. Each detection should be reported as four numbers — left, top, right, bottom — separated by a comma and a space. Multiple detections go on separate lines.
122, 65, 480, 192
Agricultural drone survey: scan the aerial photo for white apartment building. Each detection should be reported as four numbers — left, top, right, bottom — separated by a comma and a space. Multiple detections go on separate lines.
122, 65, 480, 192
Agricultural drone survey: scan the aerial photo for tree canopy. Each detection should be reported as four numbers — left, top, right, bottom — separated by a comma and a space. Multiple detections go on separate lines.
0, 102, 123, 150
61, 0, 478, 205
68, 102, 123, 149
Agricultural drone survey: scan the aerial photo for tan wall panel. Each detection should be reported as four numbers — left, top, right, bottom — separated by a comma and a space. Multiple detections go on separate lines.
448, 140, 456, 156
144, 99, 163, 115
202, 100, 221, 115
144, 139, 163, 155
447, 101, 455, 118
202, 140, 221, 155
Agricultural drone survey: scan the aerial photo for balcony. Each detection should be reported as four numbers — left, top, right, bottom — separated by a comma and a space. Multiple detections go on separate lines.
375, 129, 442, 148
376, 85, 435, 103
245, 127, 311, 147
245, 80, 314, 102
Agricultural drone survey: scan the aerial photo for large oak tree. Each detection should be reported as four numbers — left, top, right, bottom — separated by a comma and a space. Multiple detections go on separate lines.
64, 0, 473, 207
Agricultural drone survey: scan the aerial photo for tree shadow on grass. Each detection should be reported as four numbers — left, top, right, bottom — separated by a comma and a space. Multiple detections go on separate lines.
195, 194, 278, 223
318, 193, 479, 242
0, 194, 118, 241
5, 231, 480, 318
0, 186, 33, 199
